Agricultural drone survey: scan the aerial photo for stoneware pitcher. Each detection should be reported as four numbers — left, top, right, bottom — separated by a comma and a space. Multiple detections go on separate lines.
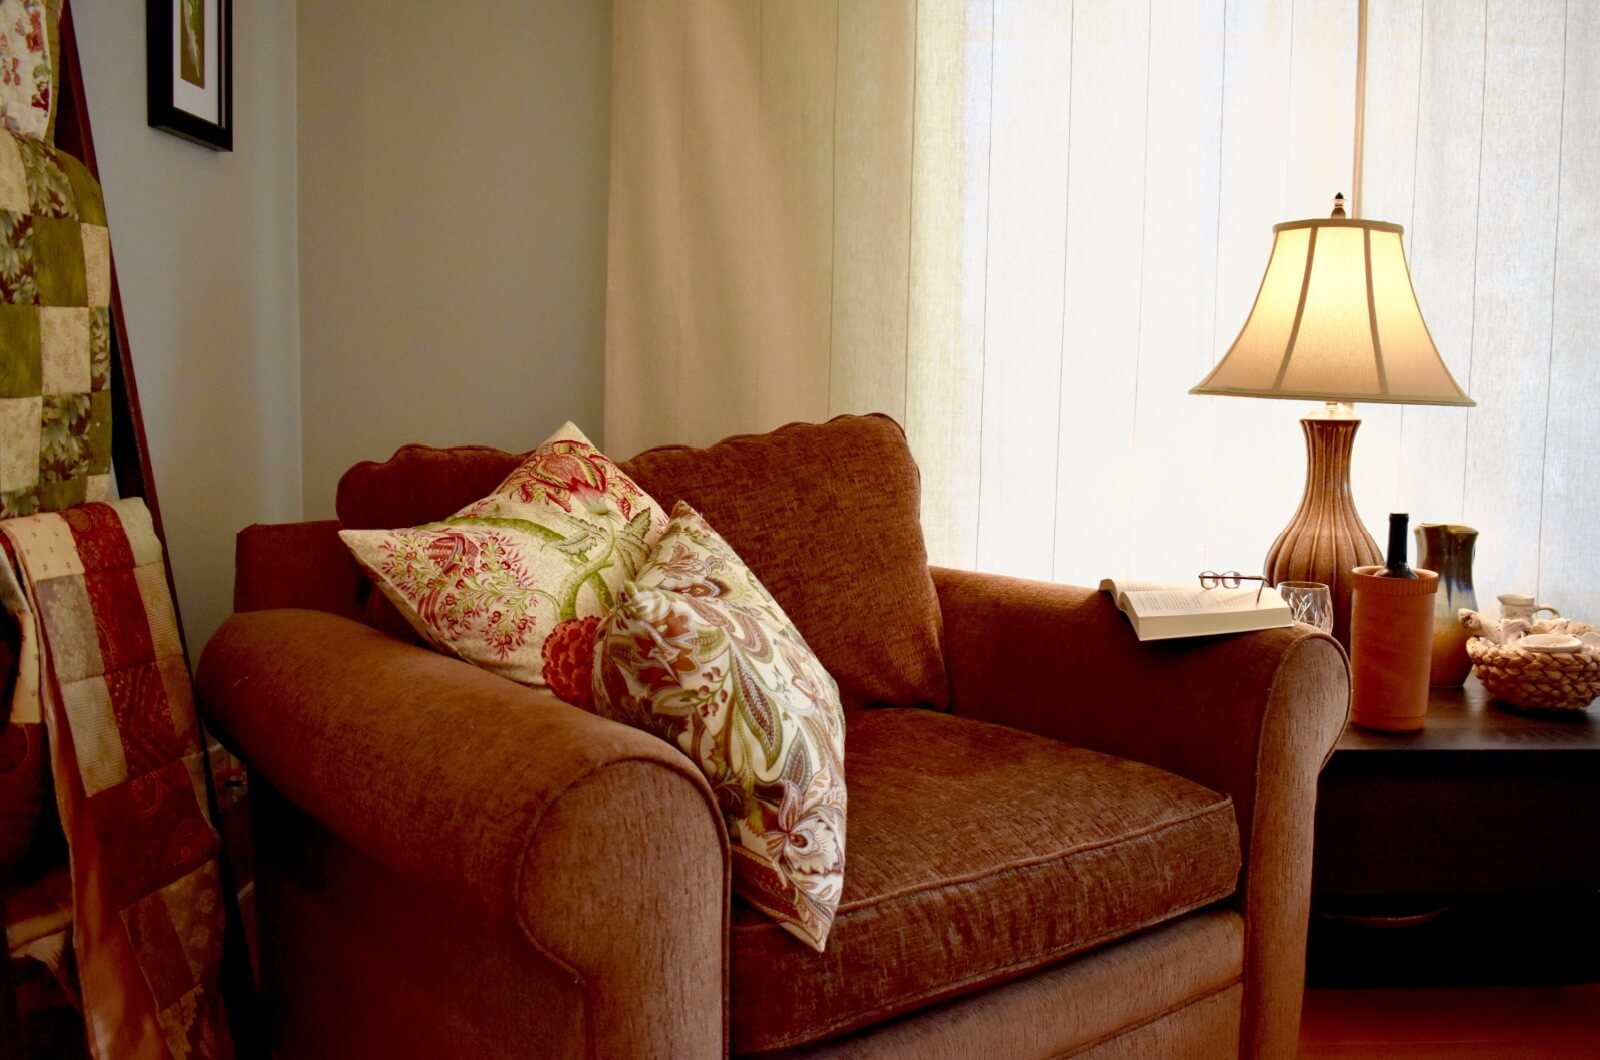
1415, 523, 1478, 687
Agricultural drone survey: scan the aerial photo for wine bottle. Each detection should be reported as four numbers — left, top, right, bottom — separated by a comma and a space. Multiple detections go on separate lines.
1375, 512, 1418, 579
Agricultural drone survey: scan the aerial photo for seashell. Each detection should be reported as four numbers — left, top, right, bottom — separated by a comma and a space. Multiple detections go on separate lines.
1458, 608, 1497, 642
1520, 633, 1583, 654
1500, 618, 1531, 645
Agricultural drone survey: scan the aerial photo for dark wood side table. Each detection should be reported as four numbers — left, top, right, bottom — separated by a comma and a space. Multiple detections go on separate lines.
1308, 676, 1600, 985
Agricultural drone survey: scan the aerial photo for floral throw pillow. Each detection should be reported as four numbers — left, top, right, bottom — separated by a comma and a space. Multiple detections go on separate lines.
592, 501, 846, 951
340, 423, 666, 706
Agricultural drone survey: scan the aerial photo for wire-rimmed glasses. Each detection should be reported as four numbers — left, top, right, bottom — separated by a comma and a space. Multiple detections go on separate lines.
1199, 570, 1266, 604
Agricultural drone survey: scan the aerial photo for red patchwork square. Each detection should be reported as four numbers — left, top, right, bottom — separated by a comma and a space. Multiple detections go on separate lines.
121, 888, 196, 1010
62, 502, 134, 573
82, 566, 153, 674
89, 760, 216, 908
106, 662, 181, 778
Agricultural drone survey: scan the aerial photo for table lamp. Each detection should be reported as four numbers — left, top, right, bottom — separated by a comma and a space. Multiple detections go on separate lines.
1191, 195, 1473, 647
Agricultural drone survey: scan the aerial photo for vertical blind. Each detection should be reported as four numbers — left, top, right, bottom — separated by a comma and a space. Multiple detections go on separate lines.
606, 0, 1600, 621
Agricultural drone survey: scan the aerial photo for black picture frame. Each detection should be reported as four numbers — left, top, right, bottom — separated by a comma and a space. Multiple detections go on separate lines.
146, 0, 232, 151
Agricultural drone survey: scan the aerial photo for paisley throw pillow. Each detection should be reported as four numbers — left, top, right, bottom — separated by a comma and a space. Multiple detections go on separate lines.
340, 423, 667, 705
592, 501, 847, 951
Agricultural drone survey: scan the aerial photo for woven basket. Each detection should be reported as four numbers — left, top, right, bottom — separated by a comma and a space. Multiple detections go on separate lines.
1466, 618, 1600, 711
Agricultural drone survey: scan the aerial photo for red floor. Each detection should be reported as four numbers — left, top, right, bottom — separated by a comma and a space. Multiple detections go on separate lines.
1299, 984, 1600, 1058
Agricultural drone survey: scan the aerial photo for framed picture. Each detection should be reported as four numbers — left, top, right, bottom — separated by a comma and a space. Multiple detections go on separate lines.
147, 0, 232, 150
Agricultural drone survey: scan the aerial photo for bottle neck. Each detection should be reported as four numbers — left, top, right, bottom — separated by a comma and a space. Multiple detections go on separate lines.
1383, 514, 1416, 578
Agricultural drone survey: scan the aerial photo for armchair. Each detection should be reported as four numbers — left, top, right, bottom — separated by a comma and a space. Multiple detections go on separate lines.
197, 415, 1348, 1059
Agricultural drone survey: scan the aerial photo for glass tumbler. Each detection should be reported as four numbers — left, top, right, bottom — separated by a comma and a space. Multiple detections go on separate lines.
1278, 581, 1334, 633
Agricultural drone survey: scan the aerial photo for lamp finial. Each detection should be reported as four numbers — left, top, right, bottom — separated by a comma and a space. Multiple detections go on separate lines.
1331, 192, 1347, 218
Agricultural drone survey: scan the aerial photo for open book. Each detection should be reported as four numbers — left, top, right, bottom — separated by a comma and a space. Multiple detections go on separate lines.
1099, 578, 1293, 641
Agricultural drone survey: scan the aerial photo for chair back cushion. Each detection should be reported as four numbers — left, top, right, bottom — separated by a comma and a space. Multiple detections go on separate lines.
336, 443, 523, 530
335, 415, 948, 711
619, 415, 946, 712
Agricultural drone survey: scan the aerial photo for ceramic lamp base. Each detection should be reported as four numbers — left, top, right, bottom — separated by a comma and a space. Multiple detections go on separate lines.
1265, 413, 1382, 649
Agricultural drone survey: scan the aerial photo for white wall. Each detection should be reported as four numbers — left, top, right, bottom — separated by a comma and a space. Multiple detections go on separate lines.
297, 1, 612, 517
73, 0, 302, 655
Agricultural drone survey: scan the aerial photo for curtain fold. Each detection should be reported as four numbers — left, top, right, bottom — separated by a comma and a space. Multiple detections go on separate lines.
606, 0, 1599, 621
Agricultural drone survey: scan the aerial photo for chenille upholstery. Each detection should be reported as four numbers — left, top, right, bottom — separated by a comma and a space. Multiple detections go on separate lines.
198, 414, 1350, 1059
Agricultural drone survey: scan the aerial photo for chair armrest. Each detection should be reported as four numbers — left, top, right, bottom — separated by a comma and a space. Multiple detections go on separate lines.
932, 567, 1349, 1060
233, 520, 367, 620
933, 567, 1348, 845
197, 610, 729, 1057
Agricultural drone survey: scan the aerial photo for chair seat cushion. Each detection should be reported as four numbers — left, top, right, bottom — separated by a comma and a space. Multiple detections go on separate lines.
729, 709, 1241, 1054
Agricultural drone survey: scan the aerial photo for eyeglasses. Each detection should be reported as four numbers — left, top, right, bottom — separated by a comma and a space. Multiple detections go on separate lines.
1199, 570, 1266, 603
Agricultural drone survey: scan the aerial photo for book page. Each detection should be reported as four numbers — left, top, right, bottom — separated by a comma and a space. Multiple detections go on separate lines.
1099, 578, 1187, 595
1128, 586, 1266, 613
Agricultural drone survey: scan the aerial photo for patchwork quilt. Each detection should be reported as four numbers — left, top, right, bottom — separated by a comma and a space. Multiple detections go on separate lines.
0, 500, 234, 1058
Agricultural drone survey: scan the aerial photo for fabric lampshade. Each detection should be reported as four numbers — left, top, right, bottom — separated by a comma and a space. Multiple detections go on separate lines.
1191, 217, 1474, 407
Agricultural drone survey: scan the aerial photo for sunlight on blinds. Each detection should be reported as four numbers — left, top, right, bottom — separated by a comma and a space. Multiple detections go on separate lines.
974, 1, 1072, 579
1460, 0, 1565, 615
1541, 2, 1600, 619
1127, 1, 1224, 589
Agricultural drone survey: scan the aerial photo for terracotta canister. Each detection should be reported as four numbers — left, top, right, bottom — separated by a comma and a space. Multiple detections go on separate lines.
1415, 524, 1478, 687
1349, 565, 1439, 731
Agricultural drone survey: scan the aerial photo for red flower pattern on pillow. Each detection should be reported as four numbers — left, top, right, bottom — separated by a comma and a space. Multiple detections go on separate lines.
458, 435, 647, 522
542, 616, 601, 711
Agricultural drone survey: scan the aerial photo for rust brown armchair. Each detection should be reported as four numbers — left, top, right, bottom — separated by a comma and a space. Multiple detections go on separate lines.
197, 415, 1348, 1059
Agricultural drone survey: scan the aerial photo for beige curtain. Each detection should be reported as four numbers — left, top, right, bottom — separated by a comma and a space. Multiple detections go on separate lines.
606, 0, 1600, 621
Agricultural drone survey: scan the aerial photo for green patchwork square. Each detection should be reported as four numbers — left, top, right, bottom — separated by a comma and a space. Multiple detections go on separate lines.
59, 154, 105, 226
17, 139, 74, 220
39, 392, 91, 483
36, 477, 85, 512
0, 210, 36, 305
0, 303, 41, 397
87, 390, 111, 474
89, 306, 110, 391
33, 217, 86, 307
